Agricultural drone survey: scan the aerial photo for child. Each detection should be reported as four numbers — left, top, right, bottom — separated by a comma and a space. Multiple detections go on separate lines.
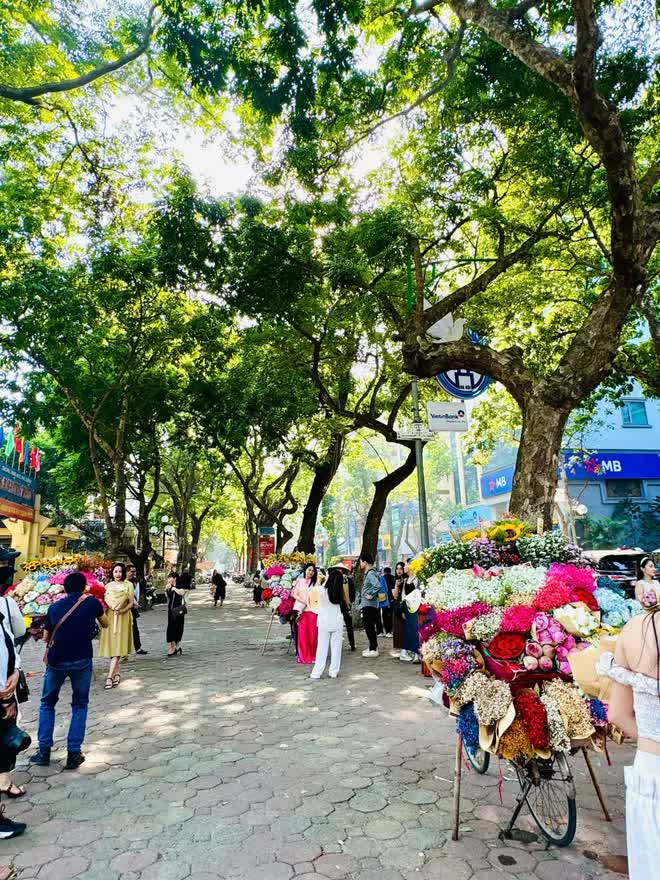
310, 568, 344, 680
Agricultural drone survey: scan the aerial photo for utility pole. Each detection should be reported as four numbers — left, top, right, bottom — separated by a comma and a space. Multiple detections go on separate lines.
411, 378, 431, 549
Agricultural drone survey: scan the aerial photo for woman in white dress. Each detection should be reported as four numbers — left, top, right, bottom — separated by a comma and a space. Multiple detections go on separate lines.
634, 555, 659, 604
600, 596, 660, 879
310, 568, 344, 680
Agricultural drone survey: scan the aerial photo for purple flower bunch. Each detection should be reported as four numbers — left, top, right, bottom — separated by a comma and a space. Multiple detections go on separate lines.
469, 538, 501, 568
438, 638, 474, 663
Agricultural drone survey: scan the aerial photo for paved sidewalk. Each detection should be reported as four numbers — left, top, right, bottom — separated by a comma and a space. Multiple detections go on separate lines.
4, 582, 630, 879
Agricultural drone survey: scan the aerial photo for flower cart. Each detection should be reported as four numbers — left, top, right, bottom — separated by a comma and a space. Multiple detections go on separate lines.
415, 519, 640, 847
260, 565, 298, 656
9, 555, 108, 638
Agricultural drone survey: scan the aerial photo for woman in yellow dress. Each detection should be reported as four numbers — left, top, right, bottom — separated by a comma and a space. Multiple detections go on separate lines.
99, 562, 134, 689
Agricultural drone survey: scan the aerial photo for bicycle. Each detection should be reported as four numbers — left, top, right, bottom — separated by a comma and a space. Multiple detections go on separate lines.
503, 752, 577, 847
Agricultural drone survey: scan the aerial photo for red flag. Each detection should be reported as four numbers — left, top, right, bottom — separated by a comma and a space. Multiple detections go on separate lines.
34, 449, 41, 472
29, 446, 37, 469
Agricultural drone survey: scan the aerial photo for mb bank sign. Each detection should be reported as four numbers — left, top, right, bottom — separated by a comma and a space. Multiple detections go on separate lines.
480, 452, 660, 499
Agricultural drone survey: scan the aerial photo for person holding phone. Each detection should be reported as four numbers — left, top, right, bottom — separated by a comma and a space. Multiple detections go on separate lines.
166, 572, 189, 656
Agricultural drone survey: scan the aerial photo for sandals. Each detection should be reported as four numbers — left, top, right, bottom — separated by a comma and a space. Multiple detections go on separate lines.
112, 675, 120, 687
0, 784, 26, 799
104, 677, 114, 689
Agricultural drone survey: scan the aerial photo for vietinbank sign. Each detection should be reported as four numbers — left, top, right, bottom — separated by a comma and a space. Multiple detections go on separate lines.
563, 452, 660, 481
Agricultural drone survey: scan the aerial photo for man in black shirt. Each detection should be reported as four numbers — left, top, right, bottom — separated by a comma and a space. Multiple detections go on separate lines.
127, 565, 147, 655
30, 572, 108, 770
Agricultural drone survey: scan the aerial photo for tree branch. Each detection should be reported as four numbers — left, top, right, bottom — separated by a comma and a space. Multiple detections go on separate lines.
0, 7, 156, 107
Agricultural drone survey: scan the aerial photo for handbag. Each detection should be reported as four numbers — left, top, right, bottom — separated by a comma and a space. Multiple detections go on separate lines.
15, 671, 29, 704
171, 591, 187, 619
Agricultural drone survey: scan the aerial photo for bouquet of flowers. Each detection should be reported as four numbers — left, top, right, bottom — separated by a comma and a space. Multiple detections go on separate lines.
418, 528, 643, 760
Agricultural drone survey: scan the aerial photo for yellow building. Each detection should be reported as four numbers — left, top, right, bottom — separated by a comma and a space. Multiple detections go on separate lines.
0, 493, 80, 566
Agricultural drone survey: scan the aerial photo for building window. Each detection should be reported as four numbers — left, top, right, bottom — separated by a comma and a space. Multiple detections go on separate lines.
605, 479, 643, 498
621, 400, 648, 427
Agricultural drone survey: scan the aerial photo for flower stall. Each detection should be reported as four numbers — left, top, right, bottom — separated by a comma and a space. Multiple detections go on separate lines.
414, 520, 642, 846
260, 565, 298, 656
8, 555, 109, 637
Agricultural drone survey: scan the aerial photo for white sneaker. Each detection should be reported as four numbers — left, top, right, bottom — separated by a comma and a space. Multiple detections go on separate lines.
310, 673, 321, 680
390, 650, 401, 659
329, 672, 338, 679
399, 650, 414, 662
362, 649, 379, 658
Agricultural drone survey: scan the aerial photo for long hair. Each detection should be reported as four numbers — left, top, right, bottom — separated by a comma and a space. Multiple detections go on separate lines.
395, 561, 405, 578
325, 569, 343, 605
304, 564, 318, 585
641, 606, 660, 696
112, 561, 127, 581
636, 556, 654, 580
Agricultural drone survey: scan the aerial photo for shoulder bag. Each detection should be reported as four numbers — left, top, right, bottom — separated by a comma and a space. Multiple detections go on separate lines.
43, 594, 89, 664
171, 590, 187, 620
2, 598, 29, 703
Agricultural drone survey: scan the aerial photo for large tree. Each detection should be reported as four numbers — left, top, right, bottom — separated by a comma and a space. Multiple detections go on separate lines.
157, 0, 659, 526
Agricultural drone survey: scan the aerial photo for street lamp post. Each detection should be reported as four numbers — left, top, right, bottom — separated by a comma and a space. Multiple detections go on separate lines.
161, 515, 169, 566
411, 378, 431, 549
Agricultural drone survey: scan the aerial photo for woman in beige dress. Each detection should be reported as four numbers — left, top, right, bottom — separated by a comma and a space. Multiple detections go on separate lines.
99, 562, 134, 689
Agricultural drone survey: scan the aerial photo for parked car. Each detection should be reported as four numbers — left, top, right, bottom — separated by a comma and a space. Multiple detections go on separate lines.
582, 548, 647, 598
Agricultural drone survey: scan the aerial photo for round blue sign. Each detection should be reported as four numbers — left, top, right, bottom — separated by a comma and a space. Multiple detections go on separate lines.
436, 370, 491, 399
435, 327, 491, 399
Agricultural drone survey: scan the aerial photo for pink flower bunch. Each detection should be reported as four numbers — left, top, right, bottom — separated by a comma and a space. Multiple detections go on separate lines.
35, 594, 51, 605
500, 605, 536, 634
435, 601, 492, 637
524, 613, 576, 672
533, 581, 572, 611
420, 613, 445, 643
271, 584, 291, 598
547, 563, 596, 592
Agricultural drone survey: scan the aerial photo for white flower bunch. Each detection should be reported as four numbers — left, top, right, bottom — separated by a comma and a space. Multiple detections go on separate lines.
425, 568, 479, 609
476, 577, 508, 607
500, 565, 547, 596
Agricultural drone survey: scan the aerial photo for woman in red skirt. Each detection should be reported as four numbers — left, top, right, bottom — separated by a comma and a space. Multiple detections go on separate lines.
292, 564, 319, 664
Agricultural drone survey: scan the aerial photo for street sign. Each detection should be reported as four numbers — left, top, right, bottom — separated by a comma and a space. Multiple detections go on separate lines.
426, 401, 469, 432
397, 422, 434, 441
258, 535, 275, 559
0, 461, 36, 523
448, 505, 494, 531
436, 368, 491, 400
435, 328, 492, 399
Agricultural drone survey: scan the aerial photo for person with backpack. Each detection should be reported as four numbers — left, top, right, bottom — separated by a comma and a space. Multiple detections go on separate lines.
30, 571, 108, 771
310, 568, 344, 679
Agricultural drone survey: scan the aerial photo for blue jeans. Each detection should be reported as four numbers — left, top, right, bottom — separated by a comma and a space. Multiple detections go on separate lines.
38, 659, 93, 753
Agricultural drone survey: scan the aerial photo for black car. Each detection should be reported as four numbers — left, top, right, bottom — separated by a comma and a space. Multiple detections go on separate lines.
582, 549, 647, 599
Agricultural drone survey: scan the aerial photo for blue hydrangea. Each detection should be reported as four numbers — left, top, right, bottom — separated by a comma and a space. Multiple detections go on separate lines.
457, 702, 480, 755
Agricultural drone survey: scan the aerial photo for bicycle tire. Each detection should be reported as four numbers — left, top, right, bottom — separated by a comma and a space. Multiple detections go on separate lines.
515, 752, 577, 847
464, 744, 490, 774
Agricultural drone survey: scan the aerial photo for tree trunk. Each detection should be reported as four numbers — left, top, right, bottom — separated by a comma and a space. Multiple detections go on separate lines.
359, 448, 417, 561
509, 395, 572, 529
295, 432, 345, 553
277, 523, 293, 553
189, 516, 203, 578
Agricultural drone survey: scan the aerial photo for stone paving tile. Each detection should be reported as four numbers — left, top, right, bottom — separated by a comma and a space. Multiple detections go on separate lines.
8, 582, 633, 879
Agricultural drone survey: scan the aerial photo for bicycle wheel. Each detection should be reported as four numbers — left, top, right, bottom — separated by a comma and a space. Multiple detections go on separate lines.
464, 743, 490, 774
515, 752, 577, 847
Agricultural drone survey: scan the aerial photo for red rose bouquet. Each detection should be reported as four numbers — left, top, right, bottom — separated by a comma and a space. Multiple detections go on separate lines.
487, 632, 526, 661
